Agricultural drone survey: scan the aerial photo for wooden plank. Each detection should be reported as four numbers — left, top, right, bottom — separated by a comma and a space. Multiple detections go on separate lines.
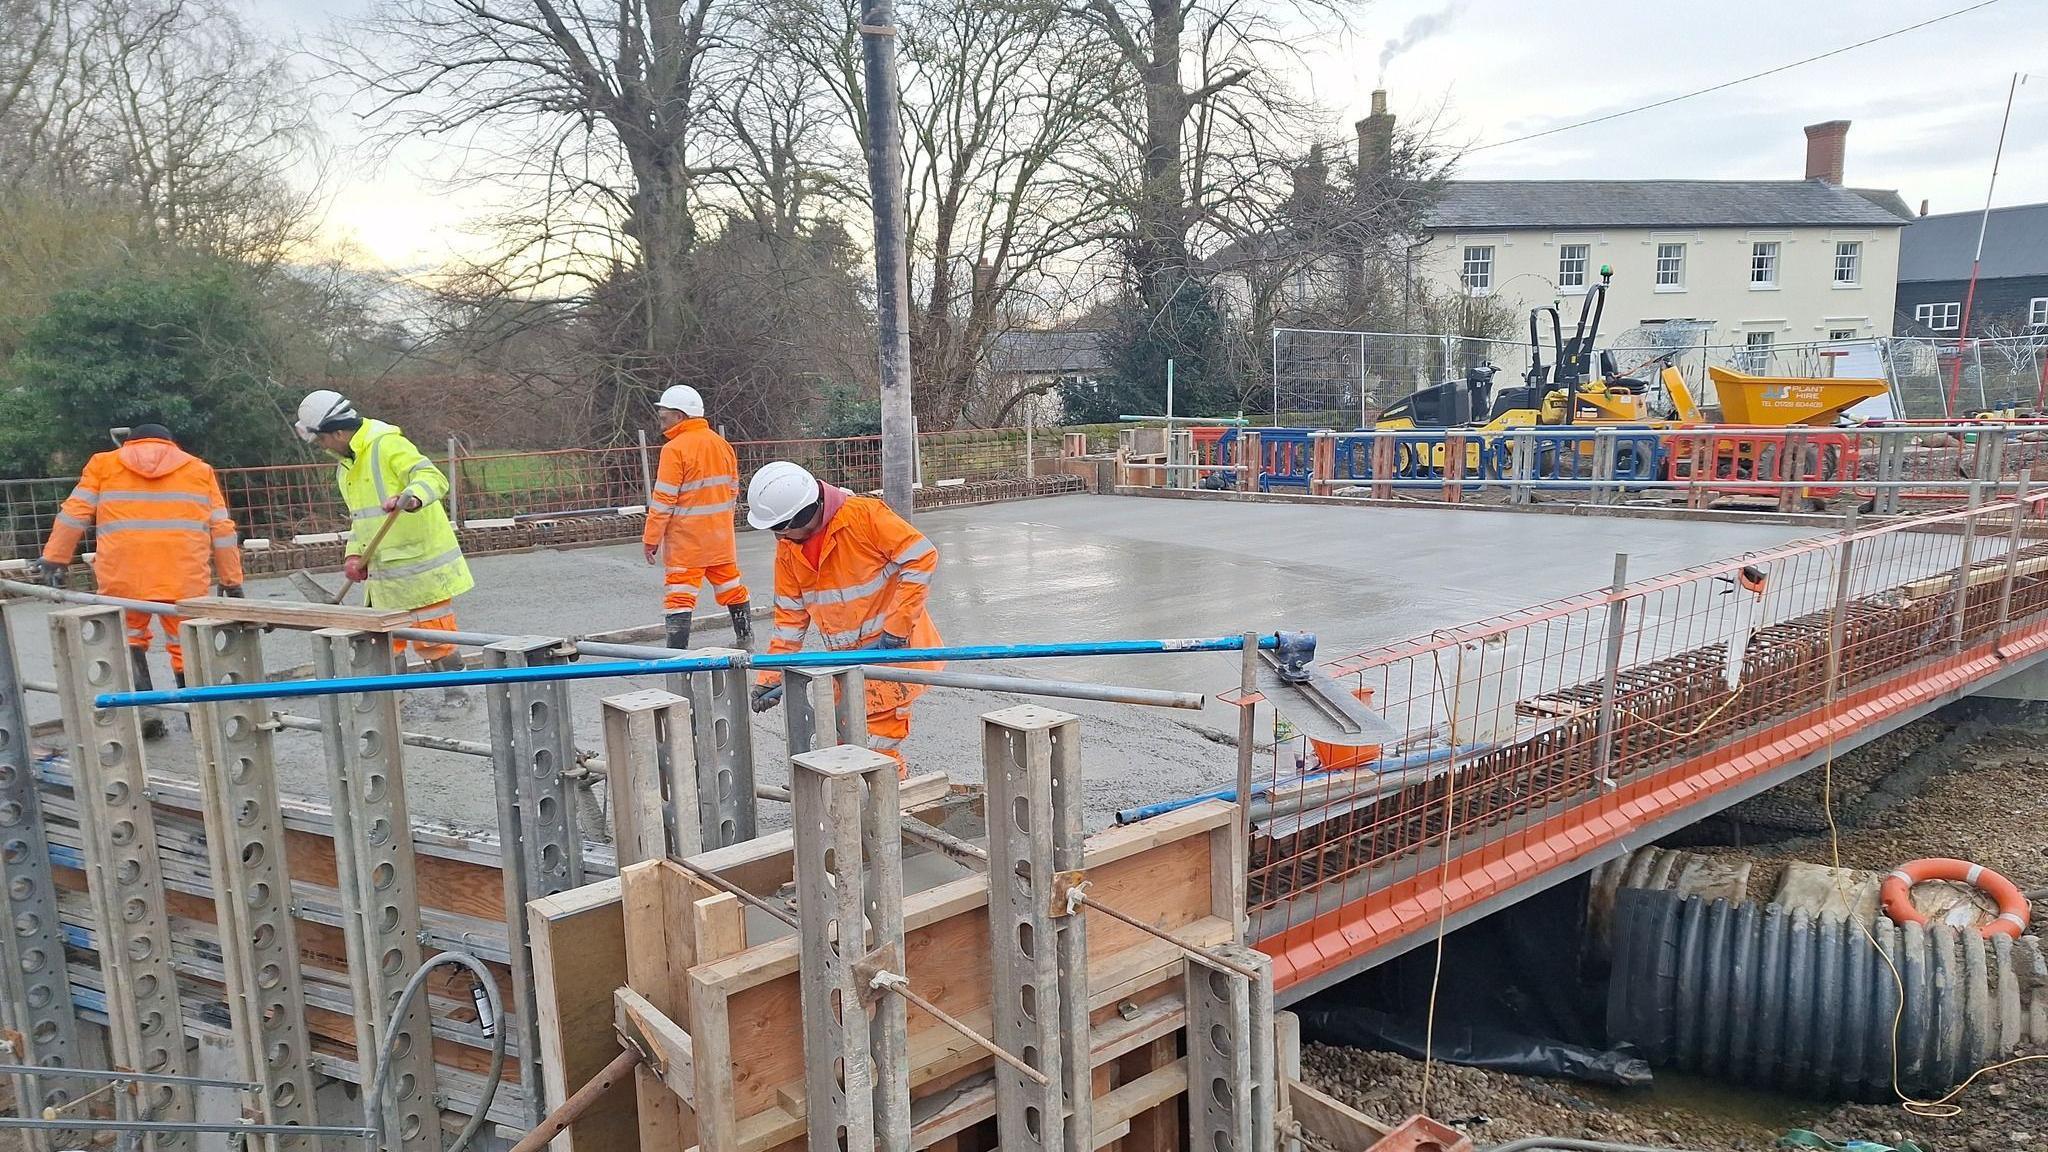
1286, 1076, 1394, 1147
174, 596, 444, 631
623, 862, 689, 1152
529, 878, 634, 1152
615, 987, 695, 1106
1091, 1059, 1188, 1144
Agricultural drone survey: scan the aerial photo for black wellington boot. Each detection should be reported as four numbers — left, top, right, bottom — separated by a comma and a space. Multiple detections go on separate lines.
728, 605, 754, 651
665, 612, 693, 651
131, 649, 167, 740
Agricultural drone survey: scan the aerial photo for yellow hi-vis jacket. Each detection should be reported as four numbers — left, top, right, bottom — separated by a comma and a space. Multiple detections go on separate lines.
335, 420, 473, 610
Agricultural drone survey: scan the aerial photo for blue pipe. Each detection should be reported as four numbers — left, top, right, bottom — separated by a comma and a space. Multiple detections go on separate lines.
96, 633, 1298, 710
1112, 741, 1490, 824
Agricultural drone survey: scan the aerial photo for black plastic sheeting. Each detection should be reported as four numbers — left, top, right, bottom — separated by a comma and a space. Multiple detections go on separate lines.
1607, 888, 2038, 1101
1295, 878, 1654, 1088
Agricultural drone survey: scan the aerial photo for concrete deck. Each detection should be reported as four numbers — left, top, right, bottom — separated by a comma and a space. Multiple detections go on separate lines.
5, 494, 1820, 831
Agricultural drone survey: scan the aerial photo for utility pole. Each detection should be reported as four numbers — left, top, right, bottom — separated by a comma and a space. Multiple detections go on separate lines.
863, 0, 915, 514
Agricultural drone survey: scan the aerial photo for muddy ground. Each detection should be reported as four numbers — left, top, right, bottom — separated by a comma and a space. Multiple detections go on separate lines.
1302, 697, 2048, 1152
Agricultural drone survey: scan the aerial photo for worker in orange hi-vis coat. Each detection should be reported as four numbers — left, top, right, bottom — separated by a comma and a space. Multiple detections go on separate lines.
642, 385, 752, 651
35, 424, 245, 739
743, 461, 940, 777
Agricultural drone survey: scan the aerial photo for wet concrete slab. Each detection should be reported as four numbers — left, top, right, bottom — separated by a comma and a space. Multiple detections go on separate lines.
5, 494, 1821, 831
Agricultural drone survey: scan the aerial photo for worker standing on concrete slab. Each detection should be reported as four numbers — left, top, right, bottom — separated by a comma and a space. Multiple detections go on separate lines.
642, 385, 752, 650
294, 391, 474, 694
35, 424, 244, 739
744, 461, 940, 775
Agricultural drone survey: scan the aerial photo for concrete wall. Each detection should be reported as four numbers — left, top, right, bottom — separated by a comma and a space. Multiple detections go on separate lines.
1414, 223, 1903, 342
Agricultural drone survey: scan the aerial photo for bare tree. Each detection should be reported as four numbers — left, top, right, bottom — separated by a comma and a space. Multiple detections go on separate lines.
334, 0, 736, 414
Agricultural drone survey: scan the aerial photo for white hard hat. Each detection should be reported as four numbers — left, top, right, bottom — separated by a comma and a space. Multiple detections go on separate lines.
657, 384, 704, 417
295, 389, 357, 443
746, 461, 822, 530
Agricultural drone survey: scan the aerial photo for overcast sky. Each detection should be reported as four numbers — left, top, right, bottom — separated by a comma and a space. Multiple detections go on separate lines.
252, 0, 2048, 270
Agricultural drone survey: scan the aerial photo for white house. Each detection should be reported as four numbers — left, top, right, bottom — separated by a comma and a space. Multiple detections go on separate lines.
1413, 121, 1913, 350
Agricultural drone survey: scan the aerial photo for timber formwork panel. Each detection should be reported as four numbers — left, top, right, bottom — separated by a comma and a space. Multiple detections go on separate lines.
312, 629, 439, 1151
183, 619, 319, 1148
47, 606, 194, 1145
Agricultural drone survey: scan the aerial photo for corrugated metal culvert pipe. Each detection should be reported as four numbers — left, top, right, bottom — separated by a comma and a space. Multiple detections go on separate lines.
1607, 889, 2048, 1101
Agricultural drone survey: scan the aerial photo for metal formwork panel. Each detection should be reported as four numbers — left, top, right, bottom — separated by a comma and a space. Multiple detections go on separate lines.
47, 607, 193, 1146
0, 609, 80, 1149
790, 744, 910, 1152
486, 636, 582, 1128
982, 705, 1067, 1152
313, 629, 438, 1151
675, 648, 756, 847
600, 688, 698, 864
183, 620, 318, 1148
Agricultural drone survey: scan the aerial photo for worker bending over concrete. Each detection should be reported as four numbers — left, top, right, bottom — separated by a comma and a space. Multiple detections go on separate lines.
295, 391, 474, 696
36, 424, 244, 738
745, 461, 940, 775
642, 385, 752, 650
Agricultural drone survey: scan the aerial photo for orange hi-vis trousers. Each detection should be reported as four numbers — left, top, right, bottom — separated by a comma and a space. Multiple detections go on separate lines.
664, 562, 749, 615
395, 600, 460, 662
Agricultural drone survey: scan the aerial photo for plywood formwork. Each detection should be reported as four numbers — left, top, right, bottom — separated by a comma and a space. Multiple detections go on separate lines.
532, 689, 1261, 1152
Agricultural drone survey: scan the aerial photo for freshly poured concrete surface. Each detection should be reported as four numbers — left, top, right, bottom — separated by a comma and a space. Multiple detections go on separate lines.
5, 494, 1820, 832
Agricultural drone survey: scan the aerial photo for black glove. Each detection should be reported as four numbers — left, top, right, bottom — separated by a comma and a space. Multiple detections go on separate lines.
750, 683, 783, 713
871, 632, 908, 650
33, 560, 64, 588
222, 584, 246, 599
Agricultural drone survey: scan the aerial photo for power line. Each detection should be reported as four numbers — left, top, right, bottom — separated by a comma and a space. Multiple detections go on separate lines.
1469, 0, 2007, 153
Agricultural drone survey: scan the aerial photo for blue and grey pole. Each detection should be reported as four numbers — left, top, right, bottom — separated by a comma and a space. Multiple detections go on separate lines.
98, 633, 1318, 710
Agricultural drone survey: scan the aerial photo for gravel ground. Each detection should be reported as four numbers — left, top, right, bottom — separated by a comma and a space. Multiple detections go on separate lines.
1301, 698, 2048, 1152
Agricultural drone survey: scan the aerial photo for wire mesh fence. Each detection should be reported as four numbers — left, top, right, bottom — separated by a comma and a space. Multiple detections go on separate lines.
1245, 492, 2048, 983
0, 427, 1046, 563
1273, 329, 2048, 423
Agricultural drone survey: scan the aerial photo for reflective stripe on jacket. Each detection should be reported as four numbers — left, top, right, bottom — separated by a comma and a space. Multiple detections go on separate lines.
43, 439, 243, 600
335, 420, 473, 611
642, 418, 740, 565
756, 492, 941, 696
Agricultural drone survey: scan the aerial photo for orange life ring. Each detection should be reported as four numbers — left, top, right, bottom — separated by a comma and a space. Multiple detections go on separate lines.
1880, 857, 2031, 939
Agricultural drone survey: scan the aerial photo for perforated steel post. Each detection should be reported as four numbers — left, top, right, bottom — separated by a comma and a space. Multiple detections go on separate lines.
486, 636, 583, 1127
313, 629, 438, 1151
673, 647, 756, 847
0, 610, 80, 1150
183, 619, 318, 1148
783, 666, 870, 759
600, 688, 698, 865
1044, 709, 1092, 1152
982, 705, 1066, 1152
48, 607, 193, 1146
1186, 942, 1278, 1152
791, 744, 910, 1152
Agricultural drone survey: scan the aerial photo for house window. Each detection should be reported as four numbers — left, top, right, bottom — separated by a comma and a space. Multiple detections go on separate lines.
2031, 297, 2048, 328
1557, 243, 1589, 290
1742, 330, 1775, 371
1914, 302, 1961, 331
1833, 241, 1861, 286
1655, 243, 1686, 289
1750, 241, 1779, 288
1461, 246, 1494, 295
1829, 328, 1858, 341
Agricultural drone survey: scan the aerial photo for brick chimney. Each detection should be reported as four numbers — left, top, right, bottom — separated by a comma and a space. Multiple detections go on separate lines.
1803, 120, 1850, 184
1356, 89, 1395, 179
1291, 144, 1329, 206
